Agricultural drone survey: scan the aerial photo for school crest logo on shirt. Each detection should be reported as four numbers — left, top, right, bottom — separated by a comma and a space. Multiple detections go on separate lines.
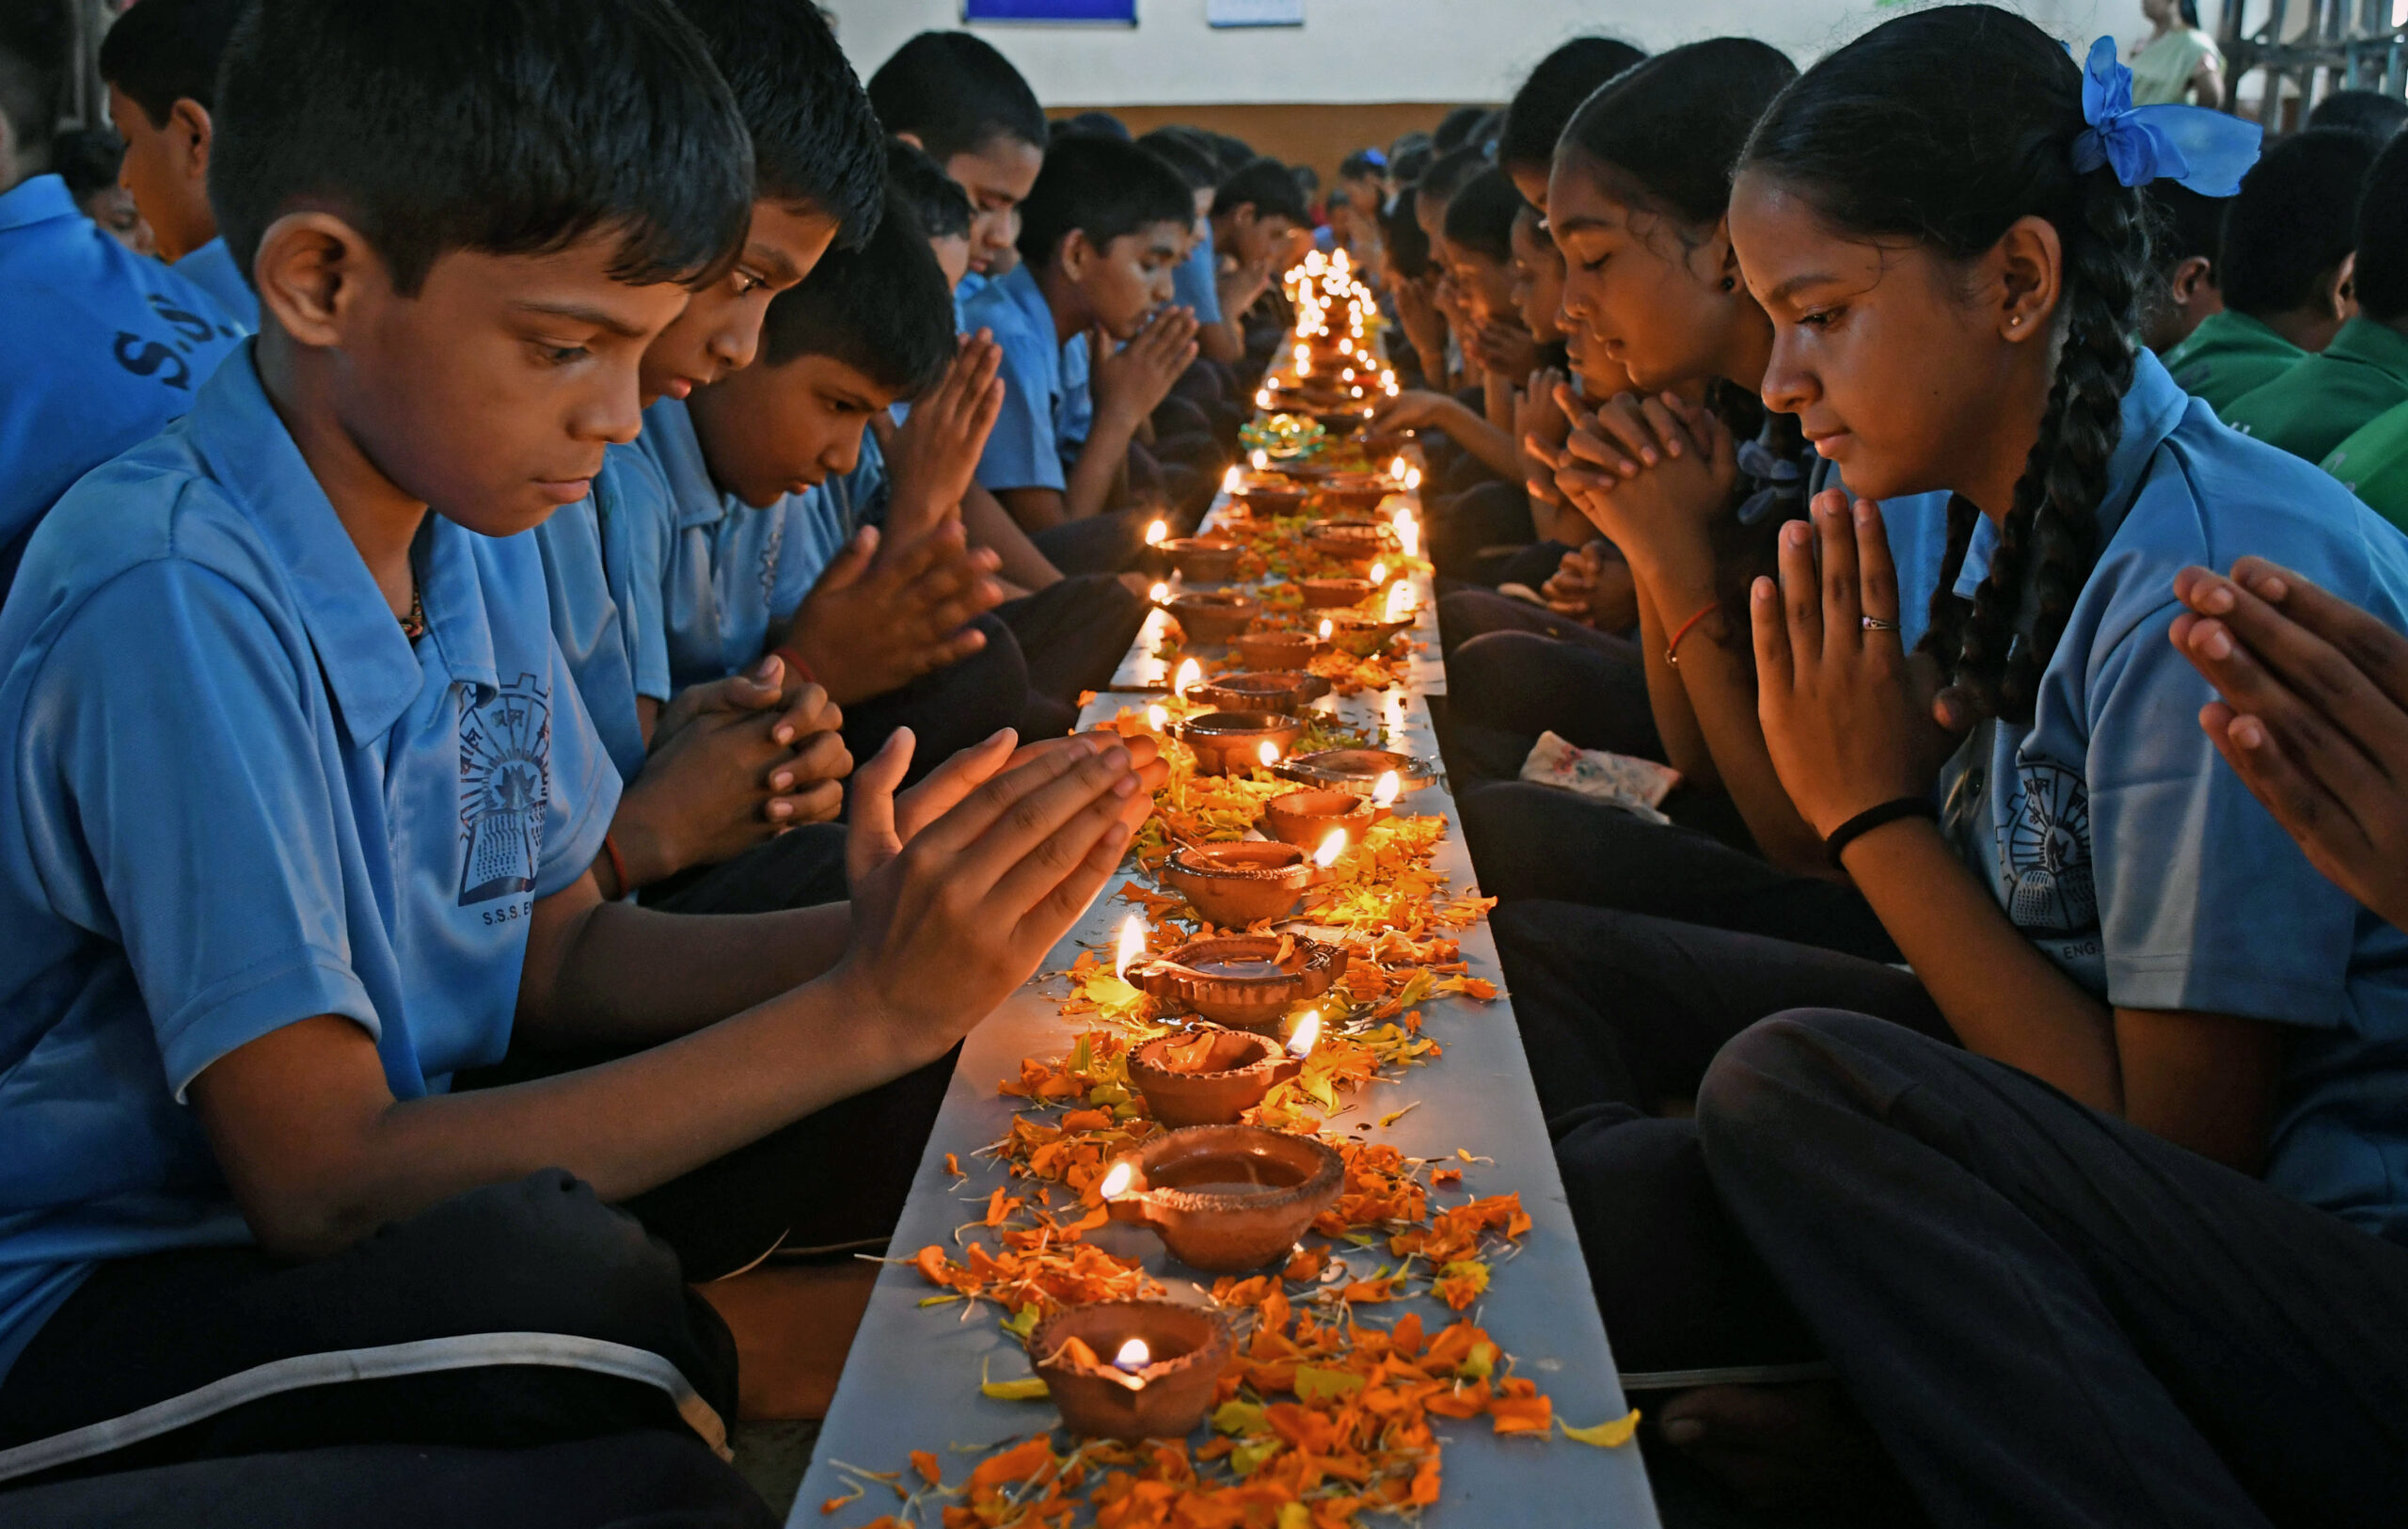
459, 675, 551, 905
1996, 760, 2096, 933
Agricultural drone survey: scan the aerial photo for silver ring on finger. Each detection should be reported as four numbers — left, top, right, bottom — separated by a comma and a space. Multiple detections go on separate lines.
1861, 615, 1901, 633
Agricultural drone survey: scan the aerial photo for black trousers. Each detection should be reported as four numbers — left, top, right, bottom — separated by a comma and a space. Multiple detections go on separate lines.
1437, 611, 1662, 788
838, 612, 1026, 791
1642, 1010, 2408, 1529
0, 1172, 751, 1511
1491, 899, 1940, 1122
1426, 480, 1533, 581
1031, 507, 1151, 577
996, 573, 1150, 711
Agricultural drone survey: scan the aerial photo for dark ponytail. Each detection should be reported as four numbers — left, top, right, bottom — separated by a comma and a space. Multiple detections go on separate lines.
1740, 4, 2148, 725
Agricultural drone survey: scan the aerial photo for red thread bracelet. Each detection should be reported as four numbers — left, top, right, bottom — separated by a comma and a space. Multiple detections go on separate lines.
772, 645, 816, 687
601, 833, 632, 900
1665, 601, 1719, 666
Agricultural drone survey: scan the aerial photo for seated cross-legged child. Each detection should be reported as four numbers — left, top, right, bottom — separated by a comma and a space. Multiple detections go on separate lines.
866, 30, 1048, 301
2222, 130, 2408, 461
2162, 126, 2374, 416
966, 134, 1202, 573
642, 193, 1035, 788
537, 0, 881, 917
0, 5, 246, 594
97, 0, 254, 324
879, 143, 1153, 730
1205, 155, 1312, 377
0, 0, 1160, 1505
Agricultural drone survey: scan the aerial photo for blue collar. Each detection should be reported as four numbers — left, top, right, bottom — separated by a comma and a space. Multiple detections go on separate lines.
994, 263, 1061, 348
0, 174, 77, 234
185, 345, 495, 737
642, 396, 743, 532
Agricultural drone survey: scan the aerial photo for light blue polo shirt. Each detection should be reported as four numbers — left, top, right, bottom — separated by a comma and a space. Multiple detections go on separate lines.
533, 442, 674, 782
1172, 224, 1222, 326
965, 263, 1070, 495
1058, 328, 1094, 464
175, 236, 256, 328
0, 174, 246, 572
0, 346, 620, 1378
1933, 349, 2408, 1245
634, 397, 873, 693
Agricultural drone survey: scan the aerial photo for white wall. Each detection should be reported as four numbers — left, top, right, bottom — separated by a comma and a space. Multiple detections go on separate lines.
823, 0, 2140, 107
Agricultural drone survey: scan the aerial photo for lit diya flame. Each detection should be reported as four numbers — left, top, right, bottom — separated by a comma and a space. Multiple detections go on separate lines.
1115, 913, 1146, 980
1287, 1009, 1323, 1059
1403, 466, 1423, 491
1145, 518, 1168, 547
1386, 579, 1414, 623
1372, 770, 1402, 808
1313, 829, 1346, 868
1369, 560, 1388, 584
1147, 703, 1169, 731
1318, 617, 1335, 641
1113, 1337, 1150, 1374
1384, 374, 1402, 397
1254, 389, 1272, 409
1257, 739, 1281, 767
1173, 657, 1202, 699
1388, 454, 1410, 483
1149, 581, 1170, 604
1221, 464, 1242, 495
1099, 1161, 1135, 1201
1250, 449, 1270, 471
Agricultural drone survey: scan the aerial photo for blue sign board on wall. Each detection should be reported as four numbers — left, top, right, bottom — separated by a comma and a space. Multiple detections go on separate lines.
963, 0, 1136, 22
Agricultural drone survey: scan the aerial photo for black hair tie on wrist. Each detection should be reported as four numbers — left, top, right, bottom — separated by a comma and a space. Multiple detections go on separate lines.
1823, 796, 1941, 869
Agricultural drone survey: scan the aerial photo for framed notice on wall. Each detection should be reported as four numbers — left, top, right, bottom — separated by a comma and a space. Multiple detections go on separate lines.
962, 0, 1137, 22
1207, 0, 1304, 24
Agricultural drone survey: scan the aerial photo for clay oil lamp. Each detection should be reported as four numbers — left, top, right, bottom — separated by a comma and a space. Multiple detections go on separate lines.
1306, 518, 1391, 569
1160, 536, 1241, 583
1166, 590, 1259, 645
1321, 610, 1413, 657
1097, 1124, 1346, 1273
1232, 628, 1326, 670
1193, 670, 1330, 714
1276, 752, 1436, 799
1263, 789, 1383, 849
1137, 932, 1346, 1029
1175, 710, 1303, 777
1028, 1300, 1230, 1442
1310, 475, 1395, 517
1126, 1011, 1319, 1128
1299, 577, 1371, 610
1159, 836, 1329, 924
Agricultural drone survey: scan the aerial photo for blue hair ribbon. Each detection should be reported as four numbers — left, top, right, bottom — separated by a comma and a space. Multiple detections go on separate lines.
2071, 36, 2260, 197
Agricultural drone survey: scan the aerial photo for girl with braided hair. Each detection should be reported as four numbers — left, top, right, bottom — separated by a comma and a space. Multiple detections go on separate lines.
1541, 10, 2408, 1521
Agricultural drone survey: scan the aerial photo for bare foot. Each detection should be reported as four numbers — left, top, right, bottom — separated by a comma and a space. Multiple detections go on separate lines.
1656, 1382, 1923, 1521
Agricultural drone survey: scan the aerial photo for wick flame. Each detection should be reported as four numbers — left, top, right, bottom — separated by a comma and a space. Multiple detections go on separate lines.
1318, 617, 1335, 640
1313, 829, 1346, 868
1403, 467, 1423, 491
1114, 913, 1146, 980
1147, 703, 1169, 731
1394, 510, 1419, 560
1372, 771, 1402, 808
1145, 518, 1168, 547
1173, 658, 1202, 699
1254, 389, 1272, 409
1099, 1161, 1135, 1200
1221, 464, 1242, 494
1369, 561, 1388, 585
1258, 739, 1280, 766
1288, 1010, 1323, 1059
1388, 455, 1409, 482
1113, 1338, 1151, 1373
1250, 449, 1270, 471
1386, 580, 1414, 623
1148, 581, 1169, 604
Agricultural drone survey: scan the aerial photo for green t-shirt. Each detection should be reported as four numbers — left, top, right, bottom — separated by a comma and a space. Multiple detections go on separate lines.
2321, 398, 2408, 535
2161, 310, 2306, 419
2129, 28, 2222, 106
2221, 316, 2408, 465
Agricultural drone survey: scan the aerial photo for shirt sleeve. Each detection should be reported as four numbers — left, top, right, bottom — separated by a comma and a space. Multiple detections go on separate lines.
2086, 597, 2359, 1027
532, 631, 623, 901
1174, 240, 1223, 326
974, 327, 1068, 494
20, 557, 379, 1095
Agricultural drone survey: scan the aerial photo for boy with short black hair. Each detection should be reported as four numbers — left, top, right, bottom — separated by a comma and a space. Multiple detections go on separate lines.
2165, 127, 2375, 415
0, 0, 1152, 1509
98, 0, 252, 320
868, 30, 1048, 290
967, 134, 1201, 544
2226, 129, 2408, 461
0, 0, 245, 593
887, 136, 975, 290
2142, 181, 2227, 354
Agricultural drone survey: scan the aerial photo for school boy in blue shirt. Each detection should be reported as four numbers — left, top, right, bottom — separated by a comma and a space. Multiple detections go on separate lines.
0, 6, 246, 595
534, 0, 884, 916
98, 0, 256, 326
0, 0, 1152, 1505
966, 135, 1204, 575
867, 31, 1049, 298
640, 191, 1034, 788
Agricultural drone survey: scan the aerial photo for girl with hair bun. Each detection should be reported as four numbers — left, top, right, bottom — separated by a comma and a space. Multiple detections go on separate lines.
1545, 10, 2408, 1521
